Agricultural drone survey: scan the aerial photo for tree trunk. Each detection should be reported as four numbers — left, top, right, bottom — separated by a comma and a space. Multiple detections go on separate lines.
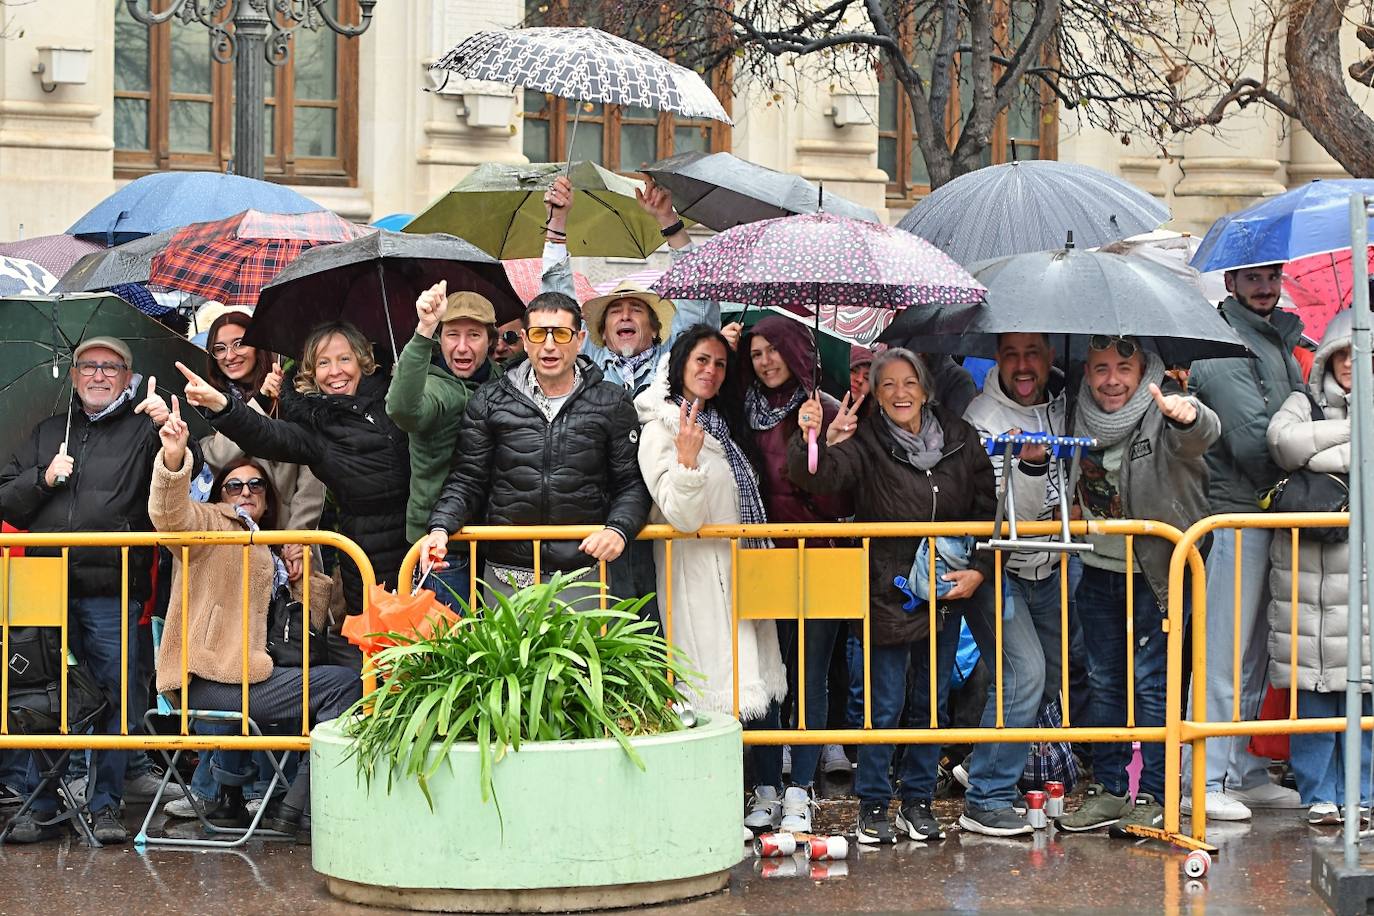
1287, 0, 1374, 178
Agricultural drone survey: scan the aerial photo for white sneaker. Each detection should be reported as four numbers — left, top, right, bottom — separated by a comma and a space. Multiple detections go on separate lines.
124, 769, 186, 802
1308, 803, 1341, 826
779, 785, 815, 834
781, 746, 792, 778
1226, 781, 1303, 809
65, 776, 88, 807
246, 797, 263, 816
163, 794, 207, 818
744, 785, 782, 832
952, 763, 971, 790
821, 744, 852, 776
1181, 790, 1251, 821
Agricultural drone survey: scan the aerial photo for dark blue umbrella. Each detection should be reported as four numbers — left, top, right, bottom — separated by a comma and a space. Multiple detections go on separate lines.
897, 161, 1169, 266
67, 171, 324, 246
1190, 179, 1374, 273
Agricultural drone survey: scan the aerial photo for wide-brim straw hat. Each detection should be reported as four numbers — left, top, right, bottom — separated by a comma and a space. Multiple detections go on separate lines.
581, 282, 676, 349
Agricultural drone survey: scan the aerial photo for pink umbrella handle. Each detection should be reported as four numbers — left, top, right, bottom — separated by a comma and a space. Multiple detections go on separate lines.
807, 427, 818, 474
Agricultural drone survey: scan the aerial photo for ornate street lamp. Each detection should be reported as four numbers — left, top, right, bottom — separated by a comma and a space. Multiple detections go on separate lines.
123, 0, 377, 181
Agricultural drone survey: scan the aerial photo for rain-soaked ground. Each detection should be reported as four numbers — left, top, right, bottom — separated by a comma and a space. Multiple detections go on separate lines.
0, 792, 1343, 914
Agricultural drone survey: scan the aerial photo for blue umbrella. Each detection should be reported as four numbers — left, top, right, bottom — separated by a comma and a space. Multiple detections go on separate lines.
1191, 179, 1374, 273
371, 213, 415, 231
68, 171, 324, 246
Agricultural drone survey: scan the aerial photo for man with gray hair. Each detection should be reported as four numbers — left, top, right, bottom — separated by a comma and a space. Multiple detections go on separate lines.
0, 337, 189, 845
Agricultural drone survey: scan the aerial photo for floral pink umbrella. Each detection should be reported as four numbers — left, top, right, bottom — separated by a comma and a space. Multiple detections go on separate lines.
1282, 247, 1374, 341
654, 212, 985, 468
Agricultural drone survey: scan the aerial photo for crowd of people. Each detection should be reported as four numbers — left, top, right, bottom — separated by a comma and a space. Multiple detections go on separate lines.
0, 181, 1362, 848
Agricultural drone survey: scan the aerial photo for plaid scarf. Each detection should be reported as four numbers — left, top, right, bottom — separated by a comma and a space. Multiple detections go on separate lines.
674, 397, 772, 550
607, 345, 661, 390
744, 381, 806, 431
232, 505, 289, 593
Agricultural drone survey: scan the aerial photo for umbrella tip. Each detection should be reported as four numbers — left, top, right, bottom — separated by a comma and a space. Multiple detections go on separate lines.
1064, 230, 1075, 250
818, 179, 824, 213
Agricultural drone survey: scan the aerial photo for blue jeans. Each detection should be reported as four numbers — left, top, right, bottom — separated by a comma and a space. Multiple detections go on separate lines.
1290, 691, 1373, 807
963, 579, 1044, 810
425, 556, 472, 612
855, 607, 961, 807
1008, 570, 1063, 707
779, 619, 841, 787
1075, 564, 1169, 799
845, 635, 865, 728
749, 701, 784, 791
26, 596, 141, 815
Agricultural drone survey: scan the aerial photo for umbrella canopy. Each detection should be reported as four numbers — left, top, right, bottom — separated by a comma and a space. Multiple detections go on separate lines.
149, 209, 373, 307
54, 228, 178, 293
1281, 248, 1374, 340
250, 231, 524, 359
897, 161, 1170, 266
1191, 179, 1374, 273
69, 171, 323, 246
652, 212, 985, 316
0, 257, 56, 297
593, 266, 664, 296
642, 151, 878, 230
880, 247, 1250, 365
433, 27, 731, 124
503, 257, 597, 304
0, 234, 102, 277
405, 161, 666, 260
0, 293, 211, 462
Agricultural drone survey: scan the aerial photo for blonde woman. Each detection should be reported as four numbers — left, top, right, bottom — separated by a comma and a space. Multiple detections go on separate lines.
178, 321, 411, 613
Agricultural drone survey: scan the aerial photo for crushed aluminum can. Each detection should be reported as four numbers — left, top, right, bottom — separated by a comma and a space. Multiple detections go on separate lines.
670, 699, 697, 728
754, 832, 797, 857
808, 861, 850, 880
1025, 790, 1048, 829
803, 835, 849, 860
1044, 781, 1065, 819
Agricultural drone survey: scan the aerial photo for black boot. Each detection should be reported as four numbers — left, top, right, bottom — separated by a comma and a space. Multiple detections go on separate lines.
204, 784, 249, 828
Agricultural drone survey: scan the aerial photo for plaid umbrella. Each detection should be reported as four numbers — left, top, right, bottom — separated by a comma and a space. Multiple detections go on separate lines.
0, 257, 56, 297
433, 28, 731, 124
504, 257, 596, 304
0, 234, 102, 277
149, 209, 372, 307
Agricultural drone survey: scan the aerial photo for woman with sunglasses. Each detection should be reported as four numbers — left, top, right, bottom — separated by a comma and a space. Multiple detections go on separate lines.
178, 320, 412, 616
148, 397, 360, 838
199, 310, 326, 572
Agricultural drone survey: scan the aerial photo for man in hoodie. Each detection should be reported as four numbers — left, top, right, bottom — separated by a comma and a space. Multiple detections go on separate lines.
0, 337, 192, 846
1185, 264, 1305, 820
385, 281, 501, 610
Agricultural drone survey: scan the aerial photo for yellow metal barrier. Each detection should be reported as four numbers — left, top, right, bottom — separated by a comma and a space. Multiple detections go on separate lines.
1167, 512, 1369, 843
0, 529, 376, 754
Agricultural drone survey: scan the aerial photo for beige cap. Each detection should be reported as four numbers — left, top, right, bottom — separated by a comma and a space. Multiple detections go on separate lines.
441, 290, 497, 325
73, 335, 133, 368
581, 283, 676, 349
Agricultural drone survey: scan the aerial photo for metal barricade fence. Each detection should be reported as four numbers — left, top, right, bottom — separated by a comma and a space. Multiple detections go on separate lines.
0, 530, 376, 754
399, 518, 1203, 840
1167, 512, 1372, 842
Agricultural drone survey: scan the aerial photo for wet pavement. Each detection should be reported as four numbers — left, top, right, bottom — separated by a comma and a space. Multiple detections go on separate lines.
0, 801, 1344, 914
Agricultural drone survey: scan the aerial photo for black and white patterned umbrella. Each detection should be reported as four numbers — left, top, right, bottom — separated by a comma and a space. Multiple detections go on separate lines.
432, 27, 732, 124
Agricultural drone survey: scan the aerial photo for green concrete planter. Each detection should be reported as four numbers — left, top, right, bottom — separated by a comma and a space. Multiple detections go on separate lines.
311, 712, 743, 912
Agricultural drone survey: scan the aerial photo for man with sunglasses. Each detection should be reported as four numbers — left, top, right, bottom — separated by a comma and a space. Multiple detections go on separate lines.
0, 336, 200, 845
1056, 335, 1219, 836
1183, 264, 1306, 820
386, 282, 502, 611
420, 292, 651, 602
492, 320, 524, 365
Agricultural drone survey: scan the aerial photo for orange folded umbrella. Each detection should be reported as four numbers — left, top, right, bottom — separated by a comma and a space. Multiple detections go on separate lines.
342, 585, 460, 654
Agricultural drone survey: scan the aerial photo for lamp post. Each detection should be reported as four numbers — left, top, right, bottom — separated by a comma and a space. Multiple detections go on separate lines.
123, 0, 377, 181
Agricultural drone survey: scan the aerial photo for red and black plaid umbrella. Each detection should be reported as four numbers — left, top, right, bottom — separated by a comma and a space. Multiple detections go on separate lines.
148, 209, 372, 307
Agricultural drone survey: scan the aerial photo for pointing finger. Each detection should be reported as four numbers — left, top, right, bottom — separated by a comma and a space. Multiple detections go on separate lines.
689, 397, 700, 422
147, 376, 157, 397
170, 395, 181, 419
175, 361, 201, 384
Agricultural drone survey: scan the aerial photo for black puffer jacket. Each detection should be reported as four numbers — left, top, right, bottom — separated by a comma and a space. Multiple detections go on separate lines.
206, 372, 410, 612
0, 396, 177, 601
427, 356, 651, 573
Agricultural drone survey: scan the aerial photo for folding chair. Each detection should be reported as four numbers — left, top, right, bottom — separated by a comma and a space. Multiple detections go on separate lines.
0, 557, 109, 847
134, 617, 295, 849
978, 432, 1097, 556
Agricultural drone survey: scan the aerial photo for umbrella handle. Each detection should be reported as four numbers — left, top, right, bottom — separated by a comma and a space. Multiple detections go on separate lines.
54, 440, 69, 488
807, 427, 818, 474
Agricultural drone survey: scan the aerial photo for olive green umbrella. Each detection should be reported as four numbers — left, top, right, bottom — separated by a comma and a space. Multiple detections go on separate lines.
0, 292, 210, 463
403, 161, 672, 260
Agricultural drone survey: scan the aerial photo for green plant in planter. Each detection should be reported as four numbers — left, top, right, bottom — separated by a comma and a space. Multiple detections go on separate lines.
342, 572, 699, 807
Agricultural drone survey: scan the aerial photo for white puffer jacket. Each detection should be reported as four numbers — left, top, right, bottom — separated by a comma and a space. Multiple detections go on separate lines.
1265, 309, 1368, 692
634, 364, 788, 720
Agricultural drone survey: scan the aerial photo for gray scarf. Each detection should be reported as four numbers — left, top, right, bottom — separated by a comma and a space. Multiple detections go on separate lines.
1074, 351, 1166, 447
882, 408, 945, 471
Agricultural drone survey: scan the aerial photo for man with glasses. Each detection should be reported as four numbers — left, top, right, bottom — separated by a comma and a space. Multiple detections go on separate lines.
1184, 264, 1306, 820
493, 319, 524, 365
1056, 335, 1219, 836
419, 293, 650, 602
386, 282, 502, 611
0, 337, 196, 845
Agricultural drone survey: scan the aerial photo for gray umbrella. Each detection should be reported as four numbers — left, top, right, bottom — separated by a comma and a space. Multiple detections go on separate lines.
54, 229, 178, 293
642, 151, 878, 230
879, 245, 1249, 365
897, 161, 1170, 266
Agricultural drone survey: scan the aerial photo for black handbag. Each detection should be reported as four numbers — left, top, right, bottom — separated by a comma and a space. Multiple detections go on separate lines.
265, 585, 362, 672
1265, 392, 1350, 544
4, 628, 107, 734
